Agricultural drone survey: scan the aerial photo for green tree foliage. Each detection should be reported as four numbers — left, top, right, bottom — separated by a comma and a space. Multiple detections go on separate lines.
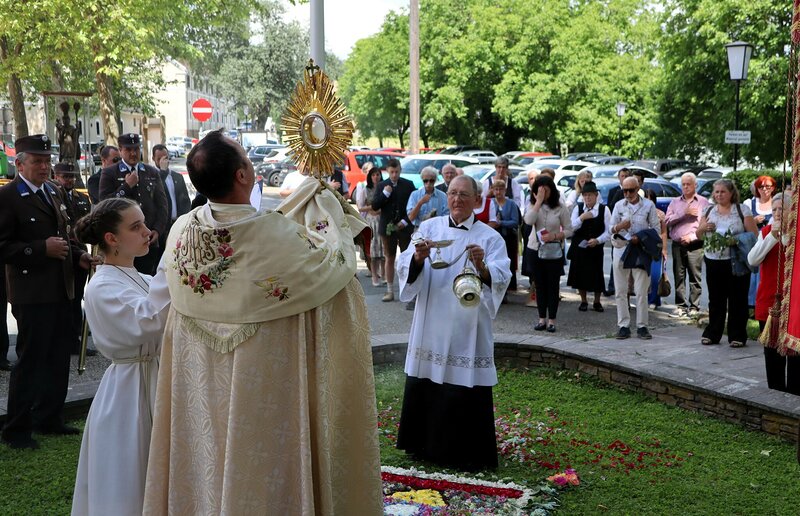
211, 3, 309, 130
338, 11, 410, 148
657, 0, 791, 167
341, 0, 789, 163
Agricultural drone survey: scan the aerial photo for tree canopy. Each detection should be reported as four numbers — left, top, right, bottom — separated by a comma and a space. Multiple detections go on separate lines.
340, 0, 792, 166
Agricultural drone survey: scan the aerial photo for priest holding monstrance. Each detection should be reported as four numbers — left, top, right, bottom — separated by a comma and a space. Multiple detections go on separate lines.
142, 63, 382, 514
395, 174, 511, 471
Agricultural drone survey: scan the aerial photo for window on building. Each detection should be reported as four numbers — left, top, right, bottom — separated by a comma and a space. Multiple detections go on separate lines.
96, 122, 100, 135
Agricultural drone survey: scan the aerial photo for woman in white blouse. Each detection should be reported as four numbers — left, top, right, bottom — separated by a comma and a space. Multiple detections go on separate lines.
71, 198, 170, 516
523, 175, 573, 332
696, 179, 758, 347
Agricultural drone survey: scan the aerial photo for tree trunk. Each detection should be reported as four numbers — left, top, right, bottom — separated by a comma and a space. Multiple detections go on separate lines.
398, 128, 404, 149
95, 66, 119, 145
378, 135, 384, 147
8, 74, 27, 138
0, 37, 28, 138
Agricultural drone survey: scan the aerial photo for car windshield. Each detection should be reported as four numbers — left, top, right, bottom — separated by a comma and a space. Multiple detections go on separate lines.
399, 157, 434, 174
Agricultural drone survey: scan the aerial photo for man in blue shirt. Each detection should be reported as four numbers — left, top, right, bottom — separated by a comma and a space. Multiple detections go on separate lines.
406, 166, 449, 228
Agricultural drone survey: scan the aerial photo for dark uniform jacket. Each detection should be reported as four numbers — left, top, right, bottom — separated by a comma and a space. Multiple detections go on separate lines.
98, 161, 168, 237
371, 177, 416, 235
87, 171, 101, 204
0, 177, 85, 304
160, 169, 191, 222
63, 188, 91, 223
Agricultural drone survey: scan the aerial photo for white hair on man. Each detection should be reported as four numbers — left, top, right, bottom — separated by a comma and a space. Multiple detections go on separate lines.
680, 172, 696, 184
420, 166, 438, 180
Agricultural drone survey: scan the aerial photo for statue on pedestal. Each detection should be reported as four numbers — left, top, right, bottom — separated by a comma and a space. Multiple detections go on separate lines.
55, 101, 82, 164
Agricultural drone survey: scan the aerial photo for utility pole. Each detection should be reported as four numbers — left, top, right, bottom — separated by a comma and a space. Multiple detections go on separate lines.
310, 0, 325, 70
409, 0, 420, 154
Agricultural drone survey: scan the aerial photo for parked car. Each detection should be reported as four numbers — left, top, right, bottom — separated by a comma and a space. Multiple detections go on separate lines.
459, 150, 497, 164
247, 144, 286, 164
167, 136, 195, 154
342, 150, 405, 197
500, 150, 528, 161
255, 157, 297, 187
399, 154, 479, 188
565, 152, 608, 161
696, 167, 733, 180
515, 152, 560, 166
588, 177, 681, 213
661, 166, 707, 181
586, 155, 632, 165
588, 164, 660, 180
462, 163, 527, 183
440, 145, 479, 155
632, 159, 693, 175
526, 159, 595, 173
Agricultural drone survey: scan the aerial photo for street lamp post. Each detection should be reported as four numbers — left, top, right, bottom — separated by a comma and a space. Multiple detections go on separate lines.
616, 102, 626, 152
725, 41, 753, 172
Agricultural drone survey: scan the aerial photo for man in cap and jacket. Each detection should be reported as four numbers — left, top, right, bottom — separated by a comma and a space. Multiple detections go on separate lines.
99, 133, 168, 274
52, 162, 96, 355
0, 135, 95, 449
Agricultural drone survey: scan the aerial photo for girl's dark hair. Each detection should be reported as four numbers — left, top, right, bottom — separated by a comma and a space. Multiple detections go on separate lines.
366, 166, 383, 189
532, 175, 561, 209
74, 198, 137, 251
644, 189, 657, 203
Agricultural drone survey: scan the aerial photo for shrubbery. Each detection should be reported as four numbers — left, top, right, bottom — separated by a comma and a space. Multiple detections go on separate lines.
723, 169, 792, 200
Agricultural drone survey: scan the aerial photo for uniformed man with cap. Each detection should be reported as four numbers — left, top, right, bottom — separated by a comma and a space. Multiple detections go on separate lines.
98, 133, 168, 274
52, 162, 96, 355
0, 135, 97, 449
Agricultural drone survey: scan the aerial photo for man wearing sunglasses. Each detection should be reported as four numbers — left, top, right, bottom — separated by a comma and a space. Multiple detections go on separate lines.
407, 166, 449, 228
609, 176, 660, 340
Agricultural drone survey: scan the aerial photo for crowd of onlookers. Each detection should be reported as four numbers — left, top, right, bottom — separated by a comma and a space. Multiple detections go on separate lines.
285, 157, 796, 393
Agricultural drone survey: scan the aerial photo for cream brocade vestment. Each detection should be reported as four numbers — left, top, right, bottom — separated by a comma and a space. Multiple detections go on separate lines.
142, 178, 383, 515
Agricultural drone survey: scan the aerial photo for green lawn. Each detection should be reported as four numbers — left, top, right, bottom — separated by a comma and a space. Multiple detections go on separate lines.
377, 365, 800, 515
2, 365, 798, 515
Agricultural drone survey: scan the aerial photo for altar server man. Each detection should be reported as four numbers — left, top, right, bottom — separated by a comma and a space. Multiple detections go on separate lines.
395, 174, 510, 471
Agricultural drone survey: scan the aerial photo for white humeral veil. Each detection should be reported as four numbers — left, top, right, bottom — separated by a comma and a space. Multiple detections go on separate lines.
142, 178, 382, 515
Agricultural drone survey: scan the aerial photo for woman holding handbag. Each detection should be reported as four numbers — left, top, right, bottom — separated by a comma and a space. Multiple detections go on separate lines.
524, 175, 572, 332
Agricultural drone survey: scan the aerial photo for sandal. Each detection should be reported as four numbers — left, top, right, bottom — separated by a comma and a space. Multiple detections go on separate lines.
578, 302, 588, 312
592, 302, 604, 312
701, 338, 716, 345
729, 341, 746, 348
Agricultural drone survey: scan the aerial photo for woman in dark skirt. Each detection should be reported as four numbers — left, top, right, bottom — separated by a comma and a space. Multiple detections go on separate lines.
566, 181, 611, 312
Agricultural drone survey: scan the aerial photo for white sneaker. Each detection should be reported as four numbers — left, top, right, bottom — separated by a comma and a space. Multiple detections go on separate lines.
382, 292, 394, 302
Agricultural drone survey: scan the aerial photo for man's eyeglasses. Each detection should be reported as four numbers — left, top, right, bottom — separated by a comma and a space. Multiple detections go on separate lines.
622, 188, 638, 193
112, 156, 121, 163
422, 179, 436, 183
447, 191, 473, 200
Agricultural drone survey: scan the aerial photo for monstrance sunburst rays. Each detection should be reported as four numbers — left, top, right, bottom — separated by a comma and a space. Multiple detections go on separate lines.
282, 59, 353, 178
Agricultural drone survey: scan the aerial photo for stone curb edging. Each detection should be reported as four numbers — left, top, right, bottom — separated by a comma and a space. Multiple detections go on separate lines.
373, 333, 800, 443
2, 333, 798, 442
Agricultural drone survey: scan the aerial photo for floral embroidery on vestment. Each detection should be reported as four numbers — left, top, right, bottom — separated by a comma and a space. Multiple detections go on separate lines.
173, 224, 235, 296
254, 276, 290, 301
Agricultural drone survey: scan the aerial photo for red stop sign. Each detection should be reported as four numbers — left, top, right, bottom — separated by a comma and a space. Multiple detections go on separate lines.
191, 98, 213, 122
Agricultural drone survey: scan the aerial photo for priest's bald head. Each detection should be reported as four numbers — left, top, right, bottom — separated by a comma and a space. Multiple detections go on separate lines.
447, 175, 480, 224
187, 129, 255, 204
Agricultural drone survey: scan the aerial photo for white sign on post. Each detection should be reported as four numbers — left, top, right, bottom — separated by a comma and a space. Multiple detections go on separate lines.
725, 130, 751, 144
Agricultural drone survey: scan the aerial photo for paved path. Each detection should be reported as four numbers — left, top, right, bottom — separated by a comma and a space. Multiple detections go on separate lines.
2, 190, 793, 424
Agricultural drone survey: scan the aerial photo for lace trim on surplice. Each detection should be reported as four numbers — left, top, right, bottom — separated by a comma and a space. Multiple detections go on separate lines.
412, 346, 494, 369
